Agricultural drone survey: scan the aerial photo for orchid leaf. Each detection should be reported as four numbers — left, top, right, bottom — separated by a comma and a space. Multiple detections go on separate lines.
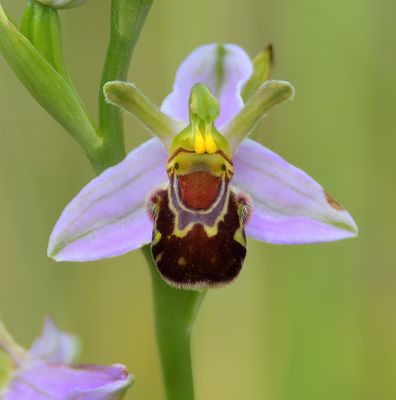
0, 5, 102, 163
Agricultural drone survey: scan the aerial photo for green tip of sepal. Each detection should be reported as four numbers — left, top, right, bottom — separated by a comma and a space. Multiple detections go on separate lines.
242, 44, 274, 102
104, 81, 184, 148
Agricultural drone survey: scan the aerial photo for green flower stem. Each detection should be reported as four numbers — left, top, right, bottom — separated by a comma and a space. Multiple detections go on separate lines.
143, 246, 206, 400
0, 319, 26, 366
1, 0, 205, 397
98, 0, 153, 169
97, 3, 205, 400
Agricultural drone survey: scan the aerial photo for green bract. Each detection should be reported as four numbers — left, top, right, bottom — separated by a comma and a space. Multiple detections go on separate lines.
0, 351, 12, 391
0, 3, 103, 169
21, 1, 67, 77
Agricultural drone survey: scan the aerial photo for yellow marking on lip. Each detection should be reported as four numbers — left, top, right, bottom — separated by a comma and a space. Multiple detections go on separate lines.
177, 257, 187, 267
167, 182, 231, 239
152, 230, 162, 245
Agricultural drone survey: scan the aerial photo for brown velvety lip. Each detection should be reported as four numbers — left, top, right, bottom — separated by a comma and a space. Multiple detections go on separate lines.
178, 171, 222, 210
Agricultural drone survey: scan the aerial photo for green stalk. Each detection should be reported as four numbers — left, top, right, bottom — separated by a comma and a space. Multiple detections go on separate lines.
0, 0, 206, 397
98, 0, 153, 169
0, 319, 26, 367
143, 246, 206, 400
97, 3, 205, 400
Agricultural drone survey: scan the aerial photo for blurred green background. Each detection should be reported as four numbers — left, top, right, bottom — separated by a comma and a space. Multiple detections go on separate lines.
0, 1, 395, 399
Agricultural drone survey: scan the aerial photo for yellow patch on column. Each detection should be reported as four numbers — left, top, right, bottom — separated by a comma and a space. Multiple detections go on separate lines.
194, 128, 205, 154
204, 125, 218, 154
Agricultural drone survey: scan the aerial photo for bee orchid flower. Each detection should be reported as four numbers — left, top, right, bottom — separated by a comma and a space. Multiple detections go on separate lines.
48, 43, 358, 289
0, 316, 133, 399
